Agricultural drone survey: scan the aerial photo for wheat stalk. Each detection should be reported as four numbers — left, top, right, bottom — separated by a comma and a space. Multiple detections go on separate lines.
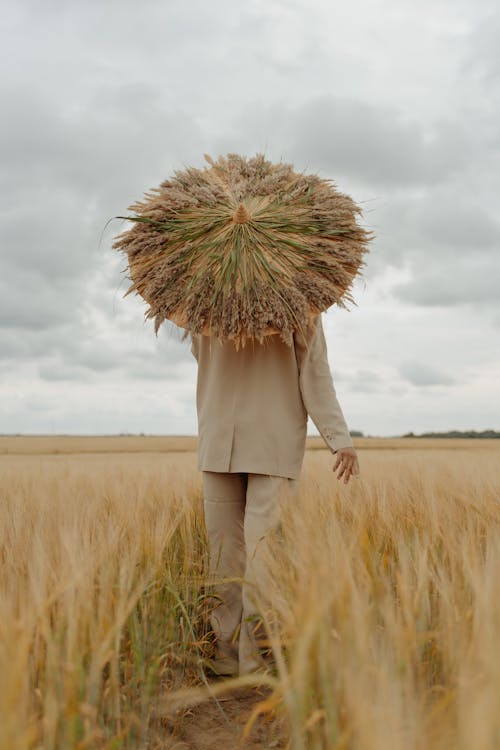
112, 152, 374, 348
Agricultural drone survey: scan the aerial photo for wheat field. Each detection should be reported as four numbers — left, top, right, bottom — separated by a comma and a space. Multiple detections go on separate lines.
1, 437, 499, 750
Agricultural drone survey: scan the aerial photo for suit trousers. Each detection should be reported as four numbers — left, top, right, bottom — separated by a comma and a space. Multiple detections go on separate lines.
202, 471, 298, 675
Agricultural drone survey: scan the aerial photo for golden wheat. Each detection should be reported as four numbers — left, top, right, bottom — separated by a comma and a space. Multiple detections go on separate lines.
0, 440, 499, 749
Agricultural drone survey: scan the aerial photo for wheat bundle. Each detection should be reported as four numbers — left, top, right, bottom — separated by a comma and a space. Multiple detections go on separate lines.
112, 152, 374, 349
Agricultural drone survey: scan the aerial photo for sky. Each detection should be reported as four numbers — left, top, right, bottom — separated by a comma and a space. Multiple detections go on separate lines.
1, 0, 499, 437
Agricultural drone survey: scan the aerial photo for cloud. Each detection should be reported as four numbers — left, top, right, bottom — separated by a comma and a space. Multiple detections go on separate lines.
349, 369, 384, 394
290, 98, 477, 188
398, 361, 456, 386
0, 0, 499, 434
0, 269, 84, 330
390, 254, 500, 307
460, 9, 500, 85
417, 193, 500, 251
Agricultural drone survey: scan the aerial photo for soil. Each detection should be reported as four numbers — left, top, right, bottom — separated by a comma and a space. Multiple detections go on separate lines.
149, 679, 289, 749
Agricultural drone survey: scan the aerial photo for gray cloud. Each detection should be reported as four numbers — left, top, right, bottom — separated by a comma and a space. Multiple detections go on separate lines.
461, 9, 500, 86
349, 369, 384, 394
37, 363, 94, 383
391, 254, 500, 307
417, 196, 500, 251
1, 0, 499, 434
399, 362, 456, 386
0, 270, 84, 330
291, 99, 477, 189
36, 352, 192, 381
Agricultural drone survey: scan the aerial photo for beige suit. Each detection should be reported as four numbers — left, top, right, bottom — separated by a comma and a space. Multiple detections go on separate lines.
190, 313, 354, 675
190, 313, 353, 480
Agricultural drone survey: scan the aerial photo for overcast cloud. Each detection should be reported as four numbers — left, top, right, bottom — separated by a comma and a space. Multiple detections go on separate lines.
1, 0, 499, 437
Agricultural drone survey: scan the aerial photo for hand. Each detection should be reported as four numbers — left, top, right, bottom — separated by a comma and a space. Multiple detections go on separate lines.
332, 447, 360, 485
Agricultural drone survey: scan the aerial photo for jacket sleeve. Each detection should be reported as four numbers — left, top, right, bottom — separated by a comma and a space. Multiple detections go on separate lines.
294, 314, 354, 454
190, 333, 199, 361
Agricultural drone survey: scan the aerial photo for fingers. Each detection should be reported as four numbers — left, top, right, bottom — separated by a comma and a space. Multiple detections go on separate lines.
333, 455, 360, 484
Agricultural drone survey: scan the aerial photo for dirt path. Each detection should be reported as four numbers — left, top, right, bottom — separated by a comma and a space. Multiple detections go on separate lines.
151, 682, 289, 749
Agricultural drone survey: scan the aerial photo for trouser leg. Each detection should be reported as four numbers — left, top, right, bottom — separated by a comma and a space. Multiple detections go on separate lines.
239, 473, 298, 675
202, 471, 247, 661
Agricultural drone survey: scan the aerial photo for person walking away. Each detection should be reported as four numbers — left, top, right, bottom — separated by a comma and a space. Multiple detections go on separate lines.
190, 313, 359, 676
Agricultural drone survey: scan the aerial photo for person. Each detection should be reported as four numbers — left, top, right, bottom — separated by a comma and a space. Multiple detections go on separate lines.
189, 312, 360, 676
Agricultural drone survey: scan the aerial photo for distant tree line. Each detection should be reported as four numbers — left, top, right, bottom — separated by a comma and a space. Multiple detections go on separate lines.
401, 429, 500, 438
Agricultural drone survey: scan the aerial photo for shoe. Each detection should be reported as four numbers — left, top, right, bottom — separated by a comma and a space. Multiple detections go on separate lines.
238, 659, 268, 676
205, 655, 240, 677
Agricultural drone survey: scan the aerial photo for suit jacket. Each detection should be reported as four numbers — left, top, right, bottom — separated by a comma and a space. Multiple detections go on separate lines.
190, 313, 354, 479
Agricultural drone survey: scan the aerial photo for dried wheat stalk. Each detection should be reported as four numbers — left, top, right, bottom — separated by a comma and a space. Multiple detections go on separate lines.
112, 152, 374, 349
